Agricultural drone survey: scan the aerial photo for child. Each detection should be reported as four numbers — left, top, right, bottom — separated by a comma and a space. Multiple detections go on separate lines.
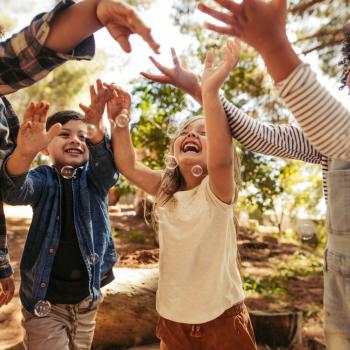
0, 81, 118, 349
108, 39, 257, 350
145, 1, 350, 348
0, 0, 159, 307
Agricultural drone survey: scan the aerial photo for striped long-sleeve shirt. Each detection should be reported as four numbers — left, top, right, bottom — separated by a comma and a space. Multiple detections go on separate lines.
221, 64, 334, 201
277, 64, 350, 160
222, 63, 350, 202
0, 0, 95, 279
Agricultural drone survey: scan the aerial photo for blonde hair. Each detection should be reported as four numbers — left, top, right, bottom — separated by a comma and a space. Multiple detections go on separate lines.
151, 116, 241, 229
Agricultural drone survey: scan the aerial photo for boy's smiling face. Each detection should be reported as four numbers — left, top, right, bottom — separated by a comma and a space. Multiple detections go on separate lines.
44, 119, 89, 168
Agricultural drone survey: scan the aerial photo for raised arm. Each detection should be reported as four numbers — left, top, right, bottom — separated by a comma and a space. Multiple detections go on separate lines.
198, 0, 350, 159
201, 39, 239, 203
6, 103, 61, 176
141, 47, 323, 164
79, 79, 113, 145
46, 0, 159, 54
107, 85, 162, 196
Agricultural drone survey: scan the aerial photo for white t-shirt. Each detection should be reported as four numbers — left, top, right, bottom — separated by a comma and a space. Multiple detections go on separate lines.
156, 176, 244, 324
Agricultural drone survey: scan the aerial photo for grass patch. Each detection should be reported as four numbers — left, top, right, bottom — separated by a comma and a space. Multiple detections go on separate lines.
113, 229, 146, 244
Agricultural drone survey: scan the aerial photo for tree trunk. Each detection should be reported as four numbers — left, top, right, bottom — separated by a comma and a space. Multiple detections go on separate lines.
93, 268, 159, 349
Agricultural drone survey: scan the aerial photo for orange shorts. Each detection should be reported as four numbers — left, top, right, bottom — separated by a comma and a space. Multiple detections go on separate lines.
156, 302, 257, 350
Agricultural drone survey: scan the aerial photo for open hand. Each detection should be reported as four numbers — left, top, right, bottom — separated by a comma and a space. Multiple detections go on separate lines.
201, 38, 240, 94
16, 102, 62, 158
80, 79, 112, 128
106, 84, 131, 122
141, 48, 202, 103
198, 0, 287, 55
0, 276, 15, 307
96, 0, 160, 54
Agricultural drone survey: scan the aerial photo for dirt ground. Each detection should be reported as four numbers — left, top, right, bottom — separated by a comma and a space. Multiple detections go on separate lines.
0, 205, 325, 350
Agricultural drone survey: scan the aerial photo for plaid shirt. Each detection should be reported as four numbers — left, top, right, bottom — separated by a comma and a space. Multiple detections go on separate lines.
0, 0, 95, 279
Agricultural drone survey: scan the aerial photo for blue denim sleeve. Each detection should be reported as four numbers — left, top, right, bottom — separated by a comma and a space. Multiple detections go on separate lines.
87, 135, 119, 195
0, 161, 45, 206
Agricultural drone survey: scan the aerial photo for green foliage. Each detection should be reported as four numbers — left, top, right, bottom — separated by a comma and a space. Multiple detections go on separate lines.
131, 79, 195, 169
7, 53, 107, 118
243, 250, 323, 297
113, 229, 146, 244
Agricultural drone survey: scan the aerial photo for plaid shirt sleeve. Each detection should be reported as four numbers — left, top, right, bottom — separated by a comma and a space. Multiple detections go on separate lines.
0, 0, 95, 279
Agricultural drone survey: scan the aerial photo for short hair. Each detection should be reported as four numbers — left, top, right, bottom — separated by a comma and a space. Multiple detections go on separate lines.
46, 110, 84, 131
339, 23, 350, 90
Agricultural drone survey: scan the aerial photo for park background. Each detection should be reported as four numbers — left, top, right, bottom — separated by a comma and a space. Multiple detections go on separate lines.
0, 0, 349, 349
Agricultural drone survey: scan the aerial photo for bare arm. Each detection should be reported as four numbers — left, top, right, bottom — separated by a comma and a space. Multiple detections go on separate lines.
198, 0, 302, 83
46, 0, 159, 54
107, 86, 162, 196
201, 40, 240, 204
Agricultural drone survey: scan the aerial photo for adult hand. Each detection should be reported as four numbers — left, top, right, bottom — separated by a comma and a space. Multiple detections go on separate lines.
97, 0, 160, 54
0, 276, 15, 307
141, 48, 202, 104
198, 0, 287, 55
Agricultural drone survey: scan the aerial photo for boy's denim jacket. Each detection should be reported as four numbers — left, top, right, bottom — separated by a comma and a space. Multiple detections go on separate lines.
0, 137, 119, 313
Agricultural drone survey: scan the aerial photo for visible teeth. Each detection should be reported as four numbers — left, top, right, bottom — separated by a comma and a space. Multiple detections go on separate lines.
183, 143, 199, 153
66, 149, 81, 154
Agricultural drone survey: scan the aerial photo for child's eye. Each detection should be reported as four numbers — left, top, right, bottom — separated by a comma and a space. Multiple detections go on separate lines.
59, 132, 70, 138
200, 131, 206, 136
78, 134, 88, 142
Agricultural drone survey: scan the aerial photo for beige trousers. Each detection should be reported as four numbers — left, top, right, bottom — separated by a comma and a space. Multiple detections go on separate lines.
21, 296, 103, 350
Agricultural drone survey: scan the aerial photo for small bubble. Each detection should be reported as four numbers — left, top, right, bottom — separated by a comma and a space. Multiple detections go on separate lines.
191, 165, 203, 177
61, 166, 76, 179
115, 113, 129, 128
164, 155, 178, 170
86, 124, 97, 139
34, 300, 51, 317
166, 124, 179, 139
88, 253, 99, 265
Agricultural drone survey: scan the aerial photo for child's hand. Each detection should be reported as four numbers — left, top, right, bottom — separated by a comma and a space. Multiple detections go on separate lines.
106, 84, 131, 127
96, 0, 160, 54
16, 102, 61, 158
141, 48, 202, 104
79, 79, 112, 144
0, 276, 15, 307
198, 0, 287, 56
201, 38, 240, 95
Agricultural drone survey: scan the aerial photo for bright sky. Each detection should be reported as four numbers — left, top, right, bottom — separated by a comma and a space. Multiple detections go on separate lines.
2, 0, 348, 108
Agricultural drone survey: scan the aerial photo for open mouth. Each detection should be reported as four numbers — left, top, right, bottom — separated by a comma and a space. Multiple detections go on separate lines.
65, 148, 83, 155
182, 141, 201, 154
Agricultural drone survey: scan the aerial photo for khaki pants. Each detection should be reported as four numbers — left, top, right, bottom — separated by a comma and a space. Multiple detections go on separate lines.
156, 302, 257, 350
22, 296, 103, 350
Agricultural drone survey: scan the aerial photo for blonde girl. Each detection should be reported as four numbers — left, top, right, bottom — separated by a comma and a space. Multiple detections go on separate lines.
108, 39, 256, 350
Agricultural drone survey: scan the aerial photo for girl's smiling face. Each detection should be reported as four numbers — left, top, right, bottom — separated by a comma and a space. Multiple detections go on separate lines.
173, 118, 207, 172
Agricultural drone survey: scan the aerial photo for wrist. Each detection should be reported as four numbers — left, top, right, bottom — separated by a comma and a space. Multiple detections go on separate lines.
12, 147, 37, 162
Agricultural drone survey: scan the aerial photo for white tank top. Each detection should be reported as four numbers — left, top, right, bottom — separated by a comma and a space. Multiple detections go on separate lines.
156, 176, 244, 324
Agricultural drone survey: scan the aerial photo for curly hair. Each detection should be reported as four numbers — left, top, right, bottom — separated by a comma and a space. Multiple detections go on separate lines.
339, 23, 350, 90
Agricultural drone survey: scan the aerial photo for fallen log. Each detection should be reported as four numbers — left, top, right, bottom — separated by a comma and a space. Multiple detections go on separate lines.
93, 268, 159, 349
